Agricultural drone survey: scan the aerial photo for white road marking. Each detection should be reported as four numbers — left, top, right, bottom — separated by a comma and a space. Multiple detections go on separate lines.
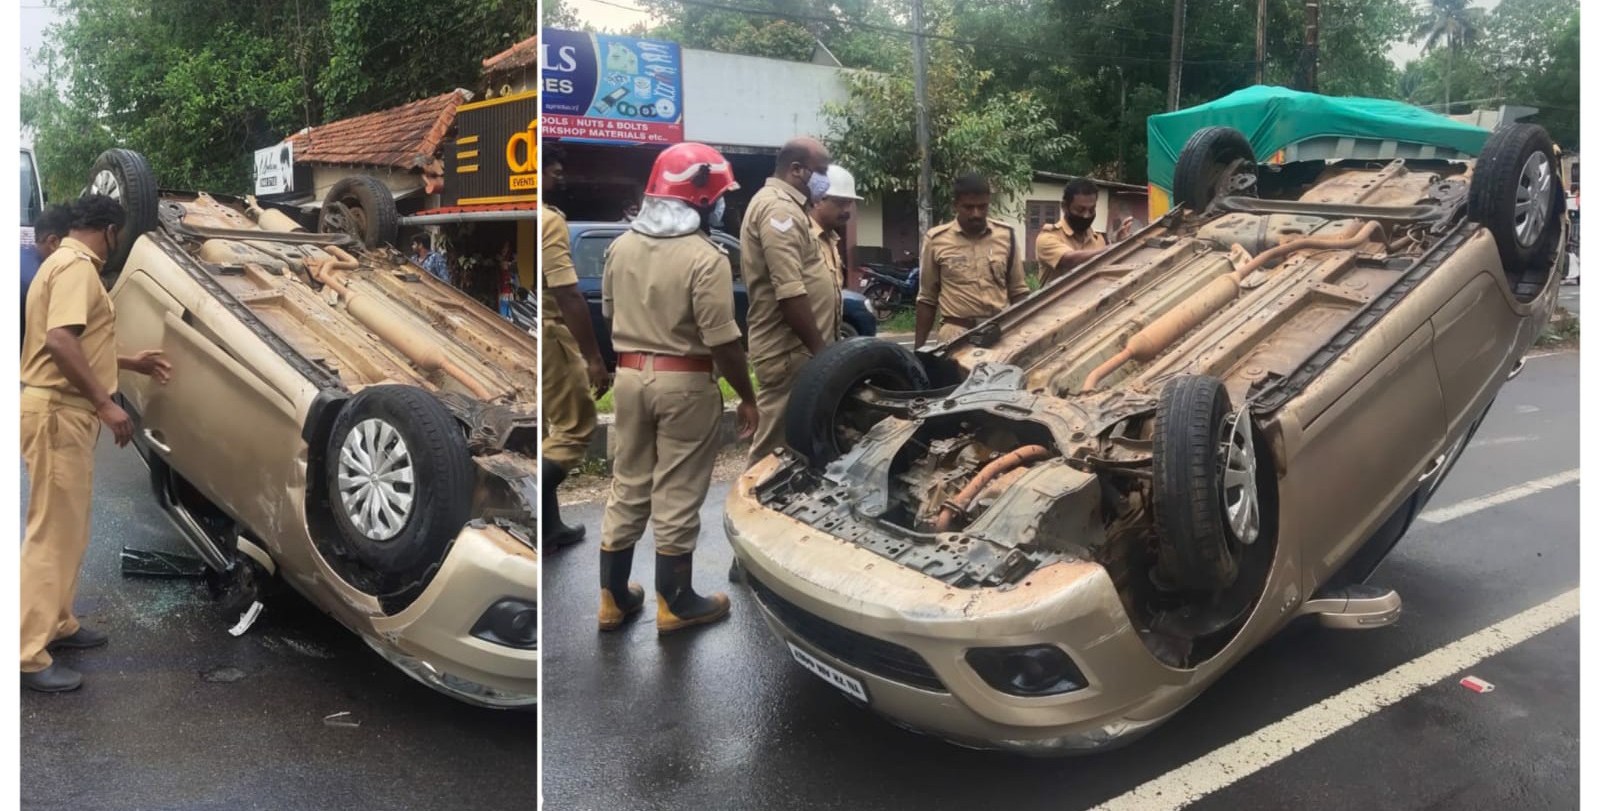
1094, 588, 1579, 811
1418, 469, 1580, 524
1515, 405, 1542, 414
1469, 435, 1537, 448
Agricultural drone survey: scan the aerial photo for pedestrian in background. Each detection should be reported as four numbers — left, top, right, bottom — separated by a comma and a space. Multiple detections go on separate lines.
24, 202, 75, 342
741, 136, 839, 467
540, 146, 611, 550
410, 233, 449, 283
810, 164, 863, 296
913, 172, 1028, 348
597, 143, 758, 635
20, 195, 171, 692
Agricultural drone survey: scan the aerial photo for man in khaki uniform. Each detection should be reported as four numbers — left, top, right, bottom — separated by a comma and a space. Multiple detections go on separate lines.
811, 164, 863, 296
741, 136, 840, 467
21, 195, 170, 692
914, 173, 1030, 348
1036, 177, 1134, 286
540, 146, 609, 550
598, 142, 759, 636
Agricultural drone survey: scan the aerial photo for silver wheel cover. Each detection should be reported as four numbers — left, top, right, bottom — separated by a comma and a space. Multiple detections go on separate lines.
1220, 411, 1261, 545
1514, 152, 1553, 247
90, 169, 122, 200
337, 418, 416, 541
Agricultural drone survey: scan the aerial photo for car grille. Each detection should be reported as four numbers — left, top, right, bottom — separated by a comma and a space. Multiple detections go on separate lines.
748, 573, 946, 693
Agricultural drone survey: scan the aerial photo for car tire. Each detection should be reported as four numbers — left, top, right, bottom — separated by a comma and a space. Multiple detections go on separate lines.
1469, 123, 1563, 273
325, 385, 474, 582
1152, 375, 1265, 592
319, 176, 399, 248
84, 148, 160, 282
840, 321, 860, 339
1172, 126, 1257, 214
786, 338, 929, 467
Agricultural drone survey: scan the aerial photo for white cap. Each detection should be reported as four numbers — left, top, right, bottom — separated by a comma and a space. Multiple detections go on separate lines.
825, 164, 863, 200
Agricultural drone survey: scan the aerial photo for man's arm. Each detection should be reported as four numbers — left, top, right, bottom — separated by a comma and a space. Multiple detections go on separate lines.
44, 326, 132, 446
756, 202, 825, 355
695, 254, 759, 439
710, 340, 759, 440
778, 296, 825, 355
544, 213, 609, 395
1005, 229, 1029, 304
913, 236, 940, 347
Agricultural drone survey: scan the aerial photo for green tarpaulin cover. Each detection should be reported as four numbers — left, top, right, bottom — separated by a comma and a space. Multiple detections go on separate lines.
1147, 85, 1491, 192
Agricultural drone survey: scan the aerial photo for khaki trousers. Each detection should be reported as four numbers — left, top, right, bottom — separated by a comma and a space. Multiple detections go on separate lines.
540, 321, 597, 471
936, 322, 968, 344
600, 363, 723, 555
20, 395, 100, 673
747, 346, 812, 467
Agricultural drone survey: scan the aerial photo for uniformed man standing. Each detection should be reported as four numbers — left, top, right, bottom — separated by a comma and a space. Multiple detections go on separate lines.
540, 146, 610, 550
742, 136, 840, 466
1035, 177, 1134, 286
598, 143, 759, 635
913, 173, 1030, 348
810, 164, 863, 296
21, 195, 171, 692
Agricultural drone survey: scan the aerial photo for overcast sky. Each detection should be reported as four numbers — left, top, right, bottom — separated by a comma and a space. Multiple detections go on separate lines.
21, 2, 60, 86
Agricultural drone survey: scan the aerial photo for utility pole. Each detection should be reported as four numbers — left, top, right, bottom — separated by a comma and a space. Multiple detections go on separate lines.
910, 0, 934, 239
1255, 0, 1267, 85
1297, 0, 1320, 93
1167, 0, 1186, 111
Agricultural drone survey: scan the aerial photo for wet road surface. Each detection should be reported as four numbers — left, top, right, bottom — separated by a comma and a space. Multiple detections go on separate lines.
20, 436, 536, 810
542, 350, 1579, 810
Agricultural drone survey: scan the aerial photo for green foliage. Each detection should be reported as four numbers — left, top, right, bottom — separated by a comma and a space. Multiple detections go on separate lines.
23, 0, 531, 200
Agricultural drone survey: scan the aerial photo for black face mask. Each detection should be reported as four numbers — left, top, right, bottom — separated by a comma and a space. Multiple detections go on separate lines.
1067, 214, 1094, 234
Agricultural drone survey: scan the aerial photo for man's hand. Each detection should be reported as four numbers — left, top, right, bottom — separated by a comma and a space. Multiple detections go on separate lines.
1113, 217, 1135, 242
735, 399, 760, 441
97, 399, 134, 447
124, 350, 173, 384
586, 356, 611, 399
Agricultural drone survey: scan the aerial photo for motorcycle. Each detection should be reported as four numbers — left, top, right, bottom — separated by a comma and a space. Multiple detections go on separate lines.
859, 263, 920, 323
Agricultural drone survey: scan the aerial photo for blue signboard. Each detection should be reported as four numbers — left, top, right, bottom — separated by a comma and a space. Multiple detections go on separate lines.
541, 29, 685, 145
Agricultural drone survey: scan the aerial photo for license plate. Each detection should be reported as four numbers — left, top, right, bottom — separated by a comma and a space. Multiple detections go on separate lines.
787, 641, 869, 703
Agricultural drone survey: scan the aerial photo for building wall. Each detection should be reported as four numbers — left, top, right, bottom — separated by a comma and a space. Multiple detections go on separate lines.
855, 197, 885, 249
307, 165, 426, 207
682, 49, 853, 150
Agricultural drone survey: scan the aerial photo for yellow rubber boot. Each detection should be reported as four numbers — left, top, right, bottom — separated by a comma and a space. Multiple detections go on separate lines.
655, 552, 731, 635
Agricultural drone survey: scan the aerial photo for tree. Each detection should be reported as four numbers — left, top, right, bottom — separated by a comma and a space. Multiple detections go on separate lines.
544, 0, 583, 30
1411, 0, 1485, 112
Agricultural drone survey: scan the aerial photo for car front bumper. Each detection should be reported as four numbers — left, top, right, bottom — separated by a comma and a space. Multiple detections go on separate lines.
724, 458, 1196, 754
367, 523, 539, 709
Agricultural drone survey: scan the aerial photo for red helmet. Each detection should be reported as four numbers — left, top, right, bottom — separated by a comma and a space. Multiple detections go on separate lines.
645, 142, 739, 207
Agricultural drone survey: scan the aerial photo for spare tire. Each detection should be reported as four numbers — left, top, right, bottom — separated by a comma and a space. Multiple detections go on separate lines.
1173, 127, 1257, 214
83, 148, 160, 283
320, 176, 399, 248
785, 338, 930, 467
1469, 123, 1563, 273
325, 385, 474, 583
1152, 375, 1267, 592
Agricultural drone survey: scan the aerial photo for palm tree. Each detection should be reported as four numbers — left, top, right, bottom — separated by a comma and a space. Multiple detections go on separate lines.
1412, 0, 1485, 113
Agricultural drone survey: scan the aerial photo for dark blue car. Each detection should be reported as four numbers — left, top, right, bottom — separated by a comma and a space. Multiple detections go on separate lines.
567, 221, 877, 369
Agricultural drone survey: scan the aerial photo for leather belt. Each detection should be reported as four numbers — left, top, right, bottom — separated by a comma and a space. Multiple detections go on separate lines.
21, 385, 97, 413
617, 352, 715, 373
942, 316, 979, 329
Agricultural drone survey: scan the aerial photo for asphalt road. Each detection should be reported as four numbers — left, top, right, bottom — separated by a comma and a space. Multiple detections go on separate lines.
19, 440, 536, 810
543, 349, 1579, 811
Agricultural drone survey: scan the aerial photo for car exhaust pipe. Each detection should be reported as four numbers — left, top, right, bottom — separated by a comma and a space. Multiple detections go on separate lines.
935, 444, 1052, 532
1083, 221, 1381, 390
244, 195, 307, 233
305, 247, 494, 400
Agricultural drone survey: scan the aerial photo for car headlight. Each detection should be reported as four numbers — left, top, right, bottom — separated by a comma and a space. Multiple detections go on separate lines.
966, 644, 1086, 697
471, 598, 537, 649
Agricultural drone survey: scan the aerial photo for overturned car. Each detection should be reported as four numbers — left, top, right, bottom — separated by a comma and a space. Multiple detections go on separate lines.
93, 149, 538, 708
726, 121, 1566, 752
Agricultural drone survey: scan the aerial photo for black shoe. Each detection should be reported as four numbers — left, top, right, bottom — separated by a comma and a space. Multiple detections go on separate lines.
655, 552, 731, 635
49, 626, 108, 651
22, 663, 83, 693
541, 459, 587, 549
598, 547, 645, 631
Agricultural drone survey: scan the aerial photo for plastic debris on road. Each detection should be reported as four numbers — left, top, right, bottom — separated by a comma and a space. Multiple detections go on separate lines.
1460, 675, 1495, 693
323, 711, 361, 729
228, 601, 265, 637
119, 547, 207, 579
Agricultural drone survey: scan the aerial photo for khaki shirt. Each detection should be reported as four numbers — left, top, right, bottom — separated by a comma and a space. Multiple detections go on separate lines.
22, 237, 117, 403
1035, 218, 1107, 284
602, 230, 742, 357
740, 178, 839, 360
916, 219, 1027, 321
813, 220, 844, 286
541, 204, 578, 323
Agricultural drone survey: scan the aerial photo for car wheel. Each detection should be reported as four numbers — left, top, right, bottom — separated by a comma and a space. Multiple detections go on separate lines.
1469, 123, 1563, 273
325, 385, 474, 581
1153, 375, 1266, 592
319, 176, 399, 248
786, 338, 929, 467
84, 148, 160, 283
840, 321, 860, 340
1172, 126, 1257, 214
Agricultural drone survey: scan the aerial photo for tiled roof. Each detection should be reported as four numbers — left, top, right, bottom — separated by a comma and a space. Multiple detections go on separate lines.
483, 35, 537, 74
286, 90, 470, 169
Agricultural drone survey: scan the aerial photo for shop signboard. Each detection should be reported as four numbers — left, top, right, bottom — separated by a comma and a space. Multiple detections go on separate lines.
540, 28, 684, 145
446, 92, 538, 206
254, 142, 294, 195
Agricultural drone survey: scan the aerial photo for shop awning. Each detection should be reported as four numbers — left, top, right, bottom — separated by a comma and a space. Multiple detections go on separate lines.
400, 202, 538, 225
